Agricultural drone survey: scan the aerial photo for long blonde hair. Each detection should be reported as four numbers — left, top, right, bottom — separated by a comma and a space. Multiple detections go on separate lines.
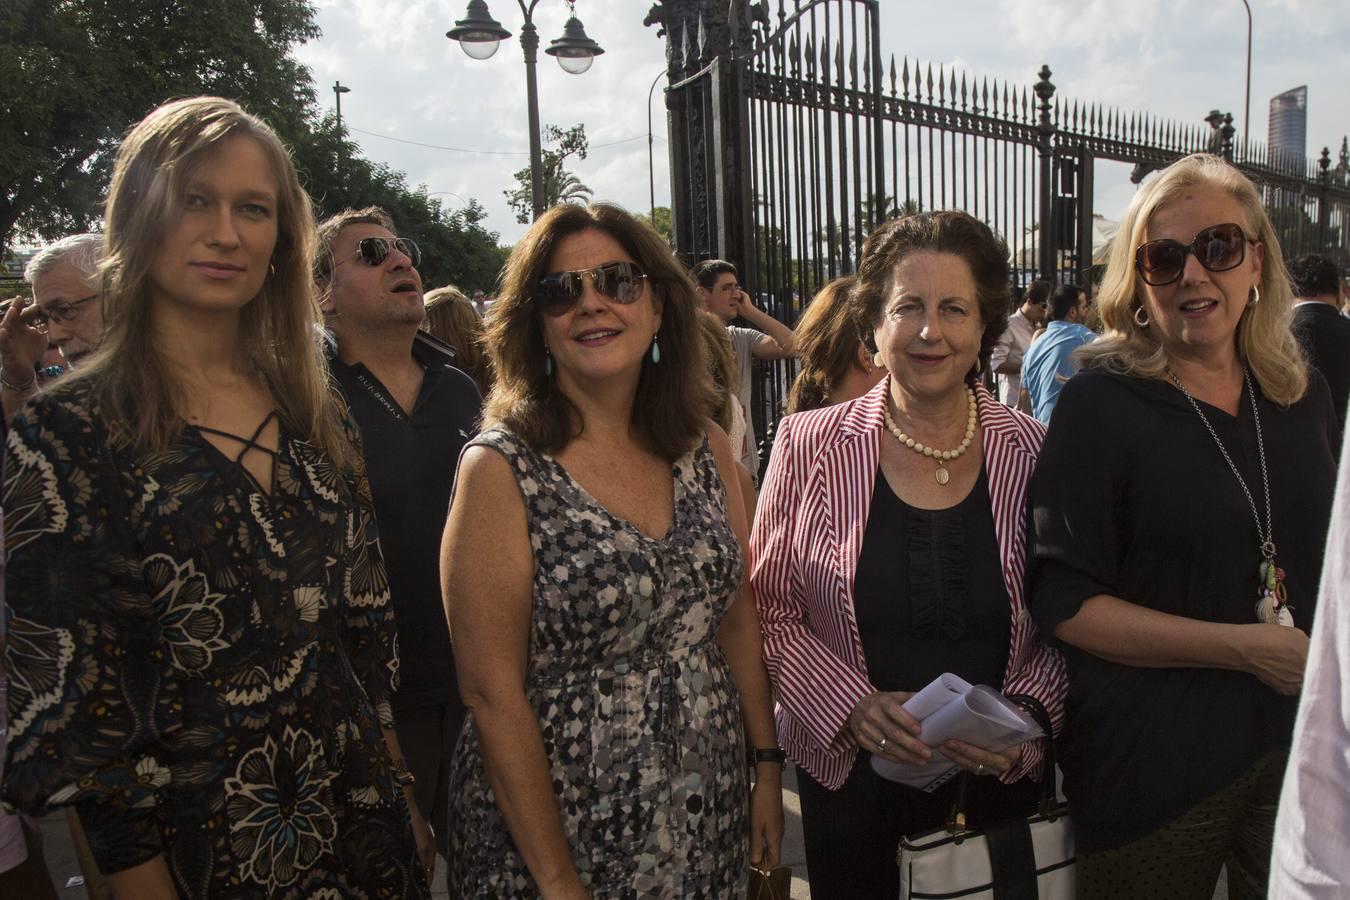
696, 310, 738, 433
423, 286, 493, 396
80, 96, 351, 467
1081, 153, 1307, 405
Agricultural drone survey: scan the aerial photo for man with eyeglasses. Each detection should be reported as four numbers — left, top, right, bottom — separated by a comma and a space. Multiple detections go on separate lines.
315, 206, 481, 881
693, 259, 796, 482
0, 234, 106, 424
0, 233, 107, 895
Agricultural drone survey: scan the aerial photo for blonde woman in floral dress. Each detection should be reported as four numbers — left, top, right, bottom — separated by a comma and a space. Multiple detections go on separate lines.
1, 97, 430, 899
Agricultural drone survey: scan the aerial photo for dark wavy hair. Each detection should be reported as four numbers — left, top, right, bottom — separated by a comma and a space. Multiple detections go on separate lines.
787, 275, 858, 414
1287, 254, 1341, 299
850, 210, 1012, 384
482, 203, 714, 461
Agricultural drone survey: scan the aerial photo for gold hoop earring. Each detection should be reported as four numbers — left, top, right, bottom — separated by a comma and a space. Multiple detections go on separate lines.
1248, 285, 1261, 306
1133, 306, 1150, 328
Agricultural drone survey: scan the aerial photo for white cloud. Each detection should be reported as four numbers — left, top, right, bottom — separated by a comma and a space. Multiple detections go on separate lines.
294, 0, 1348, 254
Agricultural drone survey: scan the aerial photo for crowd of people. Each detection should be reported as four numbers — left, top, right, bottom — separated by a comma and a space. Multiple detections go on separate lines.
1, 94, 1349, 900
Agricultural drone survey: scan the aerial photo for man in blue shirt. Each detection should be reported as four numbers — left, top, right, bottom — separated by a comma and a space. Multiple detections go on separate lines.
1023, 283, 1095, 423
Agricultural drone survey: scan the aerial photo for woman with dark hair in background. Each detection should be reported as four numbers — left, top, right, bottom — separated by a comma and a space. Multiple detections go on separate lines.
786, 275, 884, 414
0, 97, 430, 898
752, 210, 1066, 897
441, 202, 783, 898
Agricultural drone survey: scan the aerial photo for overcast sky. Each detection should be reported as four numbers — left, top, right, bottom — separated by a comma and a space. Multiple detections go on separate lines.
294, 0, 1350, 249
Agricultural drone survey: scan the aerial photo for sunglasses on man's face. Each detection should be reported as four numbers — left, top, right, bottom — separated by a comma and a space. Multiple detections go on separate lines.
337, 236, 421, 270
1134, 222, 1254, 286
535, 261, 648, 317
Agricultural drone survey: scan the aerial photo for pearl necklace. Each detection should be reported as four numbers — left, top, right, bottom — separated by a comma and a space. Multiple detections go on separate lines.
882, 385, 979, 485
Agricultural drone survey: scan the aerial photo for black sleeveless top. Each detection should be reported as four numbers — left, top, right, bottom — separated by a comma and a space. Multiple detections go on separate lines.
853, 465, 1012, 692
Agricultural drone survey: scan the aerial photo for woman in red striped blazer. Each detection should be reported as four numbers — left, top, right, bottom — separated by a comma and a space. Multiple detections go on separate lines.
750, 211, 1067, 897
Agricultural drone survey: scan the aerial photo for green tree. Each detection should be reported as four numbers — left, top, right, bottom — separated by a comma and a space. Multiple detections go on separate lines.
504, 124, 593, 224
0, 3, 509, 291
292, 116, 507, 291
1, 0, 319, 248
637, 206, 673, 245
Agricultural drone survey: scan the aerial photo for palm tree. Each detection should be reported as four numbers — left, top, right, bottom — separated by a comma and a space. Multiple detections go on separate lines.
549, 169, 593, 206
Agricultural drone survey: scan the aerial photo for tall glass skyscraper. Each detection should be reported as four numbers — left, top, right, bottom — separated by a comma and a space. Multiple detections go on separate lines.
1268, 86, 1308, 171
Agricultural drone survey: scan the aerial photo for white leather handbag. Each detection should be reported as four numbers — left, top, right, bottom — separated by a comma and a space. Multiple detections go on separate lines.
897, 696, 1074, 900
898, 801, 1074, 899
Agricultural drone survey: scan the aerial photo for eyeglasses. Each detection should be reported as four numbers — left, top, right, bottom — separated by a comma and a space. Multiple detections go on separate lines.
28, 295, 98, 332
535, 261, 648, 317
1134, 223, 1254, 286
335, 236, 422, 270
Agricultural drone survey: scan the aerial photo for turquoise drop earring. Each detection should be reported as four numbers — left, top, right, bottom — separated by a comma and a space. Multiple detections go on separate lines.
650, 335, 661, 364
544, 346, 553, 376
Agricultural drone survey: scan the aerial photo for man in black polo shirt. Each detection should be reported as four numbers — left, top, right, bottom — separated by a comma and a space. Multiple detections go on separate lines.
316, 206, 481, 873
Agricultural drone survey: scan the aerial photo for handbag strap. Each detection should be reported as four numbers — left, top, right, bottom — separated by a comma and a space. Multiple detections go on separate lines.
945, 771, 971, 833
1007, 693, 1058, 816
986, 817, 1040, 900
943, 693, 1059, 831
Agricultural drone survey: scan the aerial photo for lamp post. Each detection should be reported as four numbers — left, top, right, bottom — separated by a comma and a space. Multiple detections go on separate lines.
1240, 0, 1251, 156
333, 81, 351, 132
447, 0, 604, 221
647, 69, 667, 224
333, 81, 351, 171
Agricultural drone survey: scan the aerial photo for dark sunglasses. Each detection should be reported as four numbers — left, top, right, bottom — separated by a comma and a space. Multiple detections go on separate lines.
1134, 222, 1254, 286
536, 261, 648, 317
336, 236, 421, 270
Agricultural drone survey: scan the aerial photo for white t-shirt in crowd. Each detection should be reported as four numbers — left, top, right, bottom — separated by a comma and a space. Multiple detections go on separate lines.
726, 325, 763, 478
990, 309, 1034, 410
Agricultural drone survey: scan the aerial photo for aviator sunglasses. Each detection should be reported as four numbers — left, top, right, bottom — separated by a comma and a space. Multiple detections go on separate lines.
1134, 222, 1255, 286
334, 236, 422, 270
535, 261, 648, 317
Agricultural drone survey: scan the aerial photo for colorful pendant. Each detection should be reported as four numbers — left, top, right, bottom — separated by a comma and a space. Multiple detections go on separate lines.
1255, 559, 1293, 627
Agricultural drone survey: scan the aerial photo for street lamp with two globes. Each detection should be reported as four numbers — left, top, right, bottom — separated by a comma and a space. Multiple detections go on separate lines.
447, 0, 604, 220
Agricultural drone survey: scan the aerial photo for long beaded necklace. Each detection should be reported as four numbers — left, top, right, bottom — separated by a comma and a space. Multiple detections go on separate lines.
1165, 367, 1292, 627
882, 384, 978, 485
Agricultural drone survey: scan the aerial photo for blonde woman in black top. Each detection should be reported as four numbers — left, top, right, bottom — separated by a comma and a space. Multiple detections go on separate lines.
1029, 153, 1338, 898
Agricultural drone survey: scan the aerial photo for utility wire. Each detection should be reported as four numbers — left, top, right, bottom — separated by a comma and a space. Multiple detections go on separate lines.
347, 126, 661, 155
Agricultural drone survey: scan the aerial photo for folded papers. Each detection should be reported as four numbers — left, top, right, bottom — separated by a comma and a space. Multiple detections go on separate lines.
869, 673, 1044, 791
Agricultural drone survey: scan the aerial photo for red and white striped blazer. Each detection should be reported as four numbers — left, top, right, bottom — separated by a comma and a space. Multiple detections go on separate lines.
749, 378, 1067, 790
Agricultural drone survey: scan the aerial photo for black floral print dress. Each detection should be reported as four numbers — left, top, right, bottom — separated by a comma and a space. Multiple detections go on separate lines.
447, 427, 749, 898
1, 380, 428, 900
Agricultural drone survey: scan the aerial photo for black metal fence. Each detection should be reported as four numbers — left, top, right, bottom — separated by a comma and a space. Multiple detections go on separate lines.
655, 0, 1350, 467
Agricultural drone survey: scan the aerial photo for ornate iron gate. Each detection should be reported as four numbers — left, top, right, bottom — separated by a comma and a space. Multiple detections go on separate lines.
648, 0, 1350, 470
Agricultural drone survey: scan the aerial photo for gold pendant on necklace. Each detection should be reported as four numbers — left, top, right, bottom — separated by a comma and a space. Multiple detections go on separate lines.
935, 464, 950, 485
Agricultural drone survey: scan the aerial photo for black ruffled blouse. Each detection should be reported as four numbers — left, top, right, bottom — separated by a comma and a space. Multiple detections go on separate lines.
853, 465, 1012, 693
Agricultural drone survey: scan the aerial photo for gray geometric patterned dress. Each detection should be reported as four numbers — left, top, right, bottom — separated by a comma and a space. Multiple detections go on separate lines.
447, 426, 749, 898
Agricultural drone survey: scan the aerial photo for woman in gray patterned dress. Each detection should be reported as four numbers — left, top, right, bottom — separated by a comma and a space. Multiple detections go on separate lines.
440, 203, 784, 898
